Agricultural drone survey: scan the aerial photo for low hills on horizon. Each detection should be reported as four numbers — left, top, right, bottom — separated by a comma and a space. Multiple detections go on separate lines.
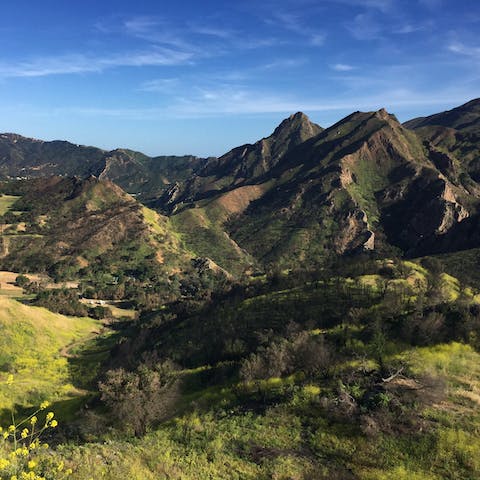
1, 97, 480, 277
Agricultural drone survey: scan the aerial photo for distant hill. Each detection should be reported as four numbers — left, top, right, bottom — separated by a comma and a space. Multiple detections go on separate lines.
0, 133, 208, 200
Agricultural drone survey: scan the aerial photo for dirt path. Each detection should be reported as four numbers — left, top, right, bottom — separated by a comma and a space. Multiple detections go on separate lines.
59, 330, 101, 359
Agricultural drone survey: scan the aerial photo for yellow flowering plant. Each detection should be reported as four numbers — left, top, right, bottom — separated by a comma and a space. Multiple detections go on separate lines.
0, 376, 73, 480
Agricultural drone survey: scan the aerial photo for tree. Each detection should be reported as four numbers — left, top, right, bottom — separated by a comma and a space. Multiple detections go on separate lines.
15, 274, 29, 288
99, 362, 180, 437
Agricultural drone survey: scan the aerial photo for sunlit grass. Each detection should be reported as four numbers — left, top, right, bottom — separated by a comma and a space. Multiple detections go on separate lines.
0, 297, 99, 412
0, 195, 20, 215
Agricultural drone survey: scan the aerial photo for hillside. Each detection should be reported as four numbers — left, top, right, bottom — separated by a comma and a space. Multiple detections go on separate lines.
160, 112, 322, 210
404, 98, 480, 133
2, 257, 480, 479
0, 296, 100, 413
0, 176, 198, 304
3, 100, 480, 274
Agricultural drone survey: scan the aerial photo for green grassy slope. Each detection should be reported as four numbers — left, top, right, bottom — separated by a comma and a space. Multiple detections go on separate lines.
0, 195, 20, 215
170, 206, 254, 275
0, 297, 100, 412
0, 178, 198, 305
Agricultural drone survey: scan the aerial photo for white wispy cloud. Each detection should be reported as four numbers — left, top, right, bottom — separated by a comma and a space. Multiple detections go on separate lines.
123, 16, 196, 51
0, 48, 193, 78
120, 14, 279, 55
393, 24, 426, 34
310, 33, 326, 46
331, 63, 356, 71
124, 16, 160, 35
448, 41, 480, 58
321, 0, 393, 12
417, 0, 443, 8
261, 0, 393, 12
187, 25, 234, 39
64, 82, 476, 120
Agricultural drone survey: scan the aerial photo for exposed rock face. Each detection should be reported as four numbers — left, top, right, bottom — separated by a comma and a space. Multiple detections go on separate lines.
335, 210, 375, 254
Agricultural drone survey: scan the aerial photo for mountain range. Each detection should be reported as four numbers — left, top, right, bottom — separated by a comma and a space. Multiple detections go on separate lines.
1, 98, 480, 275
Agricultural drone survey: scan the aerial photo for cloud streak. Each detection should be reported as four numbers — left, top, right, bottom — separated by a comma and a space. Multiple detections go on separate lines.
0, 48, 193, 78
331, 63, 356, 71
448, 41, 480, 59
346, 13, 383, 40
270, 12, 326, 46
63, 85, 477, 120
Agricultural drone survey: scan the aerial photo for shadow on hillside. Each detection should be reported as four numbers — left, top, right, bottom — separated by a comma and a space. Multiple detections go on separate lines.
0, 394, 92, 429
66, 328, 123, 392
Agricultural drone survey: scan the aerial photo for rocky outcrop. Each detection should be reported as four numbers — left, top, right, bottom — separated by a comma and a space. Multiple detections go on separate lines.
335, 210, 375, 254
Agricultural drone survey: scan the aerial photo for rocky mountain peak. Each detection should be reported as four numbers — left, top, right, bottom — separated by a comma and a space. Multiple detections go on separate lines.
375, 108, 389, 120
272, 112, 322, 141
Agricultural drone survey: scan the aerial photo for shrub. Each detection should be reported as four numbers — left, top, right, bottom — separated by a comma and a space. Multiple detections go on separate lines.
99, 361, 180, 437
14, 275, 30, 288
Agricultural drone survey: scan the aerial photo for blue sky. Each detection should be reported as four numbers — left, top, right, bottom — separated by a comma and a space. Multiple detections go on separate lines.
0, 0, 479, 156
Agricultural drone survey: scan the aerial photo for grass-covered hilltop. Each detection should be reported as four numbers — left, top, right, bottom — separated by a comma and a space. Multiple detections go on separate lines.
1, 99, 480, 479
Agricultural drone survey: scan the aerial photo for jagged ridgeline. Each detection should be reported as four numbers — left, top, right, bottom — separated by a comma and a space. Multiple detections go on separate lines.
159, 100, 480, 270
1, 98, 480, 275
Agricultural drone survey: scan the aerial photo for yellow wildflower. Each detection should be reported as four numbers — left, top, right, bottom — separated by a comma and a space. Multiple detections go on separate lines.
21, 428, 29, 439
50, 420, 58, 428
39, 401, 49, 410
30, 416, 37, 425
45, 412, 54, 421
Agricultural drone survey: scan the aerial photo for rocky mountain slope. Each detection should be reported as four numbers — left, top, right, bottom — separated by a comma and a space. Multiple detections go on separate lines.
404, 98, 480, 132
1, 98, 479, 274
161, 102, 480, 269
